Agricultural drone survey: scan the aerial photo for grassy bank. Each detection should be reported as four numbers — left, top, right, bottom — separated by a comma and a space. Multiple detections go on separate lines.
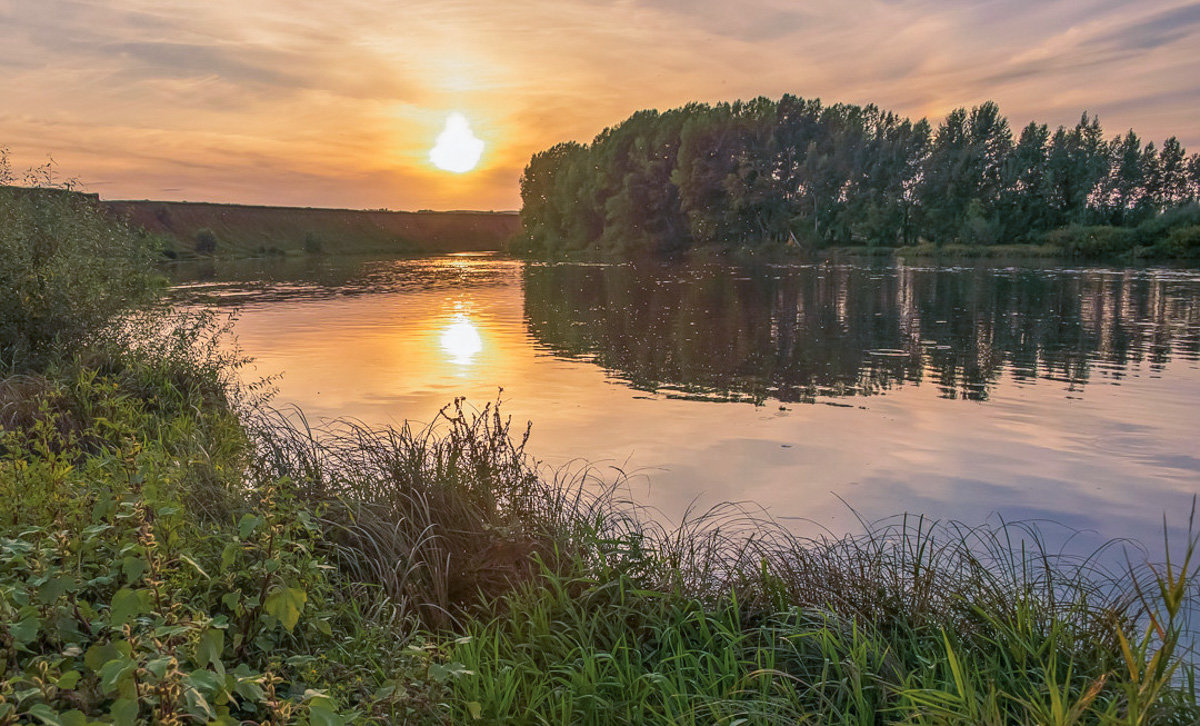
3, 185, 1199, 724
106, 200, 519, 259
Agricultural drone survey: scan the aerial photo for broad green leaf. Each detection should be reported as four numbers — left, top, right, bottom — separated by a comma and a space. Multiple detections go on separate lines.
38, 575, 75, 604
196, 627, 225, 673
238, 514, 263, 539
467, 701, 483, 720
307, 702, 345, 726
109, 699, 138, 726
27, 703, 67, 725
57, 710, 87, 726
121, 556, 148, 583
10, 615, 39, 645
109, 588, 145, 628
221, 543, 239, 570
373, 685, 396, 700
146, 656, 174, 679
98, 656, 137, 695
84, 640, 131, 672
263, 585, 306, 632
233, 675, 265, 703
56, 670, 81, 689
178, 553, 209, 579
184, 686, 216, 720
151, 624, 190, 638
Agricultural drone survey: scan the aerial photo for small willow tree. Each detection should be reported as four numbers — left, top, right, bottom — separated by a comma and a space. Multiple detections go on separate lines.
0, 180, 160, 370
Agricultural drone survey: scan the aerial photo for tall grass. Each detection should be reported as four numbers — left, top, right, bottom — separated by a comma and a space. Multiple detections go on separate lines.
241, 402, 1198, 723
248, 399, 601, 628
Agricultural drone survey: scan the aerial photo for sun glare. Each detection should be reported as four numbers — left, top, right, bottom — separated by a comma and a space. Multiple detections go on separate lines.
440, 314, 483, 365
430, 112, 484, 173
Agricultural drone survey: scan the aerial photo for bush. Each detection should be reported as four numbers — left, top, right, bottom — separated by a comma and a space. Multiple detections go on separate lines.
958, 199, 1001, 246
304, 232, 323, 254
0, 187, 159, 371
194, 227, 218, 255
1159, 224, 1200, 257
1044, 225, 1137, 258
1135, 203, 1200, 245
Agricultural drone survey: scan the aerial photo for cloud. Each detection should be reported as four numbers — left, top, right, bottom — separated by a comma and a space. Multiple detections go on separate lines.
0, 0, 1197, 209
1090, 2, 1200, 51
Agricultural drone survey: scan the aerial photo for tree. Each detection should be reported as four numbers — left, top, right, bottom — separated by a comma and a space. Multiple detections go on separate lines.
1093, 131, 1151, 226
1044, 113, 1108, 227
194, 228, 218, 255
919, 103, 1013, 244
1153, 137, 1189, 208
515, 94, 1195, 257
0, 187, 159, 369
999, 122, 1051, 239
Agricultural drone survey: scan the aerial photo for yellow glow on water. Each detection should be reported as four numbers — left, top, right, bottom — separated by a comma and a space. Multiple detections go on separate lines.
430, 112, 484, 173
441, 314, 483, 364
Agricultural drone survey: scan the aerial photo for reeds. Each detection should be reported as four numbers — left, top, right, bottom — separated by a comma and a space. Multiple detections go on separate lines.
243, 400, 1198, 723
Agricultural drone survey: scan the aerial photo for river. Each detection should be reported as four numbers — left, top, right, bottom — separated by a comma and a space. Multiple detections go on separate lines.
170, 253, 1200, 556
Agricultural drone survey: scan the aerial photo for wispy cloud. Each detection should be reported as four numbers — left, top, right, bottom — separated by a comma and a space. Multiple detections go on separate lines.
1, 0, 1197, 209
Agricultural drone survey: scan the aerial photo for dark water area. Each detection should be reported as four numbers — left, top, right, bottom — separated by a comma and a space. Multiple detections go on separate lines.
524, 261, 1200, 404
170, 254, 1200, 559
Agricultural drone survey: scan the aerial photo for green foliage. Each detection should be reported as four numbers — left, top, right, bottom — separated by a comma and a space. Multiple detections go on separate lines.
0, 187, 159, 371
248, 399, 560, 629
0, 319, 406, 723
194, 228, 217, 256
1045, 225, 1138, 259
303, 232, 323, 254
439, 511, 1200, 724
517, 96, 1200, 258
1159, 225, 1200, 257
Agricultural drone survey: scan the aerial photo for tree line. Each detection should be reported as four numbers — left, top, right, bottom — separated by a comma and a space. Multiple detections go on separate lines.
516, 96, 1200, 257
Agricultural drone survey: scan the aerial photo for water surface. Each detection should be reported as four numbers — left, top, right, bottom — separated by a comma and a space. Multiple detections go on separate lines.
171, 254, 1200, 552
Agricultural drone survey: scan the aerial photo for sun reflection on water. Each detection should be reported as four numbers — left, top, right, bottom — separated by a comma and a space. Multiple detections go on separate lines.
441, 313, 483, 365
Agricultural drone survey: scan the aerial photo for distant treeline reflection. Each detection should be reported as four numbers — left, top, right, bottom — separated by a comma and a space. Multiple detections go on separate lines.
524, 263, 1200, 403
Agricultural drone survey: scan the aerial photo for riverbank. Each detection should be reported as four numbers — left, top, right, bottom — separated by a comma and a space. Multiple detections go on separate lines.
3, 187, 1198, 723
108, 199, 520, 258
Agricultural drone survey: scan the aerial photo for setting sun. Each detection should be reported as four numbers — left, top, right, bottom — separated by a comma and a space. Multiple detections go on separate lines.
430, 113, 484, 173
440, 313, 483, 364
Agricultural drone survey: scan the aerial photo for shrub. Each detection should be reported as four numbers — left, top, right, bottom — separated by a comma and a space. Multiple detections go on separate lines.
1135, 203, 1200, 246
1159, 224, 1200, 258
304, 232, 324, 254
958, 199, 1001, 246
1044, 225, 1137, 258
0, 187, 159, 371
194, 227, 218, 255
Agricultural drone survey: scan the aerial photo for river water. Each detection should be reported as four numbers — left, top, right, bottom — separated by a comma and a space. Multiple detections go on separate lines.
170, 253, 1200, 555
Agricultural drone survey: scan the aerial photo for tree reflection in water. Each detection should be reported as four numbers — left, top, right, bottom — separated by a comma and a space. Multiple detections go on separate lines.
524, 262, 1200, 404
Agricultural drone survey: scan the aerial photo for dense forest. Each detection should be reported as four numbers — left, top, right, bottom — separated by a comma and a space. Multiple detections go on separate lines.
516, 96, 1200, 257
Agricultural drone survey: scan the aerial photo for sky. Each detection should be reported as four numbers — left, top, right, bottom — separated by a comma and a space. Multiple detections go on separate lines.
1, 0, 1199, 211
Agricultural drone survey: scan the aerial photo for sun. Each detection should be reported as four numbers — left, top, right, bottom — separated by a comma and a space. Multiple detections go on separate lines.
440, 314, 483, 365
430, 113, 484, 173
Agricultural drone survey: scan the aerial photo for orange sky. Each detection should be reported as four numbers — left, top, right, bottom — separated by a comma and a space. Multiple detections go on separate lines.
2, 0, 1199, 211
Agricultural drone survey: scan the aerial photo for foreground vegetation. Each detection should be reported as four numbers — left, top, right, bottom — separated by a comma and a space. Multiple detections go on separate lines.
3, 174, 1199, 724
516, 96, 1200, 260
